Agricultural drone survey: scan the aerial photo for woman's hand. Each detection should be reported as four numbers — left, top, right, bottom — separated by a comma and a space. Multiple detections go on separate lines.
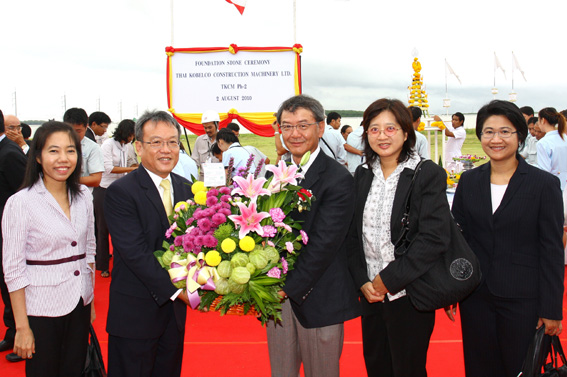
13, 326, 35, 359
360, 282, 385, 303
538, 318, 563, 336
371, 274, 389, 296
444, 304, 458, 322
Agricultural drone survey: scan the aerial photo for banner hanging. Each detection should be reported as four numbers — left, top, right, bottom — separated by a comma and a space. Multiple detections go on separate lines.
166, 44, 303, 136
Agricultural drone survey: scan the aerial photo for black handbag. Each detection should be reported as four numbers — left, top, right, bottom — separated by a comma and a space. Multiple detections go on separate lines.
393, 160, 482, 312
520, 326, 567, 377
82, 325, 107, 377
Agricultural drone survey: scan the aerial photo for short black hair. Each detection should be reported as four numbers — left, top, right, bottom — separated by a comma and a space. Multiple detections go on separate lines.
210, 142, 222, 156
89, 111, 111, 126
527, 117, 538, 126
226, 123, 240, 133
63, 108, 88, 127
340, 125, 352, 134
216, 128, 239, 144
112, 119, 135, 143
453, 112, 465, 123
476, 100, 528, 148
519, 106, 534, 117
409, 106, 422, 122
20, 122, 31, 139
326, 111, 341, 125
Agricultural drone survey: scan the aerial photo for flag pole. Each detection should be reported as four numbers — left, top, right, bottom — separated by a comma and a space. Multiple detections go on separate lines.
293, 0, 297, 43
170, 0, 174, 46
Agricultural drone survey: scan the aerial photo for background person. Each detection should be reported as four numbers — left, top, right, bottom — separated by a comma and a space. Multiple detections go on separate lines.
444, 112, 466, 166
4, 115, 28, 155
341, 125, 353, 141
520, 117, 538, 165
192, 110, 220, 181
409, 106, 430, 159
449, 100, 564, 377
2, 121, 96, 376
94, 119, 138, 278
0, 109, 27, 363
172, 142, 199, 182
348, 98, 447, 377
87, 111, 111, 145
216, 128, 256, 177
226, 122, 240, 137
536, 107, 567, 190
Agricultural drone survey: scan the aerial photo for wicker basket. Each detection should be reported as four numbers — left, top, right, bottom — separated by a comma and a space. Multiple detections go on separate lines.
210, 296, 259, 316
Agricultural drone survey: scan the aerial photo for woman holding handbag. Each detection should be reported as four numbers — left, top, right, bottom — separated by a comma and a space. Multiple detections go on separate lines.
449, 100, 564, 377
2, 121, 96, 376
348, 98, 452, 377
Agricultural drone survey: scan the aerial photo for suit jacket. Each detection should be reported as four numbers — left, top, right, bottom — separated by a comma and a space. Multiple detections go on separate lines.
452, 156, 564, 319
85, 127, 96, 143
0, 137, 27, 216
104, 164, 193, 338
348, 160, 452, 304
284, 152, 360, 328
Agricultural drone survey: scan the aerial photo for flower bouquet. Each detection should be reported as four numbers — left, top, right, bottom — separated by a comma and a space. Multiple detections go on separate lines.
452, 154, 486, 164
154, 157, 314, 325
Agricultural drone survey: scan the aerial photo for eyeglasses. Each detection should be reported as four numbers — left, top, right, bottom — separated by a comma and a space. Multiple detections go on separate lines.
280, 122, 318, 133
6, 125, 22, 131
480, 129, 518, 139
367, 125, 401, 137
140, 140, 180, 149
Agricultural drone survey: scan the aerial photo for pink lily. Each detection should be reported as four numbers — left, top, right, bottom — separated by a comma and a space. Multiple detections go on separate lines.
231, 174, 271, 200
265, 161, 304, 192
228, 201, 270, 238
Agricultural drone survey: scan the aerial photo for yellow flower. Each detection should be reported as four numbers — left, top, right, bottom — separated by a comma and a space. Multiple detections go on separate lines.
417, 122, 425, 132
194, 191, 207, 205
221, 238, 237, 253
174, 201, 189, 212
191, 181, 207, 195
205, 251, 222, 267
239, 236, 255, 252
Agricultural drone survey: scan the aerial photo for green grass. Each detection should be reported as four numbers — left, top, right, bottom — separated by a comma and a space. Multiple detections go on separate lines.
180, 129, 485, 169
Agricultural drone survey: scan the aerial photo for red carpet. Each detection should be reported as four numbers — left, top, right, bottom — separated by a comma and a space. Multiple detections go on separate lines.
1, 263, 566, 376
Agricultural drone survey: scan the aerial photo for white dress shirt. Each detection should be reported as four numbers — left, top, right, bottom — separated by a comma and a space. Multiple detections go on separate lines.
2, 180, 95, 317
537, 130, 567, 190
100, 138, 136, 188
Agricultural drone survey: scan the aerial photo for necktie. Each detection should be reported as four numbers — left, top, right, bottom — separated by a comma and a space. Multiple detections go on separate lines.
160, 179, 173, 220
297, 165, 303, 184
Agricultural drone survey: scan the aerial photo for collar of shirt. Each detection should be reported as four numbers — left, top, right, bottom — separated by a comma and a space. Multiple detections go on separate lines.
142, 165, 174, 204
297, 146, 321, 176
228, 142, 242, 150
0, 134, 5, 143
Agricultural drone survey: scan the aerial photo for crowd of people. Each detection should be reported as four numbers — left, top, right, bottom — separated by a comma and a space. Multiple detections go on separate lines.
0, 95, 565, 377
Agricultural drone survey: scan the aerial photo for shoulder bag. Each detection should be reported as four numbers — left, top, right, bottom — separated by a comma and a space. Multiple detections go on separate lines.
519, 325, 567, 376
393, 160, 482, 312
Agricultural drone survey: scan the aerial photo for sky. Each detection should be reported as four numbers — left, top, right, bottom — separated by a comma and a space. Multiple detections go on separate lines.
1, 0, 565, 123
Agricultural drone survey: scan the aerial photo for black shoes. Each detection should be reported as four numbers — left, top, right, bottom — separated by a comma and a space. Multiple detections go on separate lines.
0, 339, 12, 352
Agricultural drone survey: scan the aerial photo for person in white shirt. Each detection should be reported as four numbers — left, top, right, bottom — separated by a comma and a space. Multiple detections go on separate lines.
94, 119, 138, 278
87, 111, 111, 145
192, 110, 220, 181
520, 117, 538, 165
216, 128, 256, 178
444, 112, 466, 166
340, 125, 353, 141
172, 143, 199, 182
536, 107, 567, 190
345, 123, 365, 175
409, 106, 430, 159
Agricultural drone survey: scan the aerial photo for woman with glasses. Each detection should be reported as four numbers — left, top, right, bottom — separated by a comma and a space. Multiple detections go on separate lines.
348, 98, 451, 376
536, 107, 567, 190
449, 100, 564, 377
94, 119, 138, 278
2, 121, 96, 376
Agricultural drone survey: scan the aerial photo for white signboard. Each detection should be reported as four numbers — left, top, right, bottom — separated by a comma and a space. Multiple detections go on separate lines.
170, 50, 297, 114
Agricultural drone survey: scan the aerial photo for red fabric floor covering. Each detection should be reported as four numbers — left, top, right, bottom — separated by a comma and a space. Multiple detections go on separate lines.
1, 264, 567, 376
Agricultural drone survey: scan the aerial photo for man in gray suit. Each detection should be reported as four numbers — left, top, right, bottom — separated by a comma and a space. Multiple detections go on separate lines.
266, 95, 360, 377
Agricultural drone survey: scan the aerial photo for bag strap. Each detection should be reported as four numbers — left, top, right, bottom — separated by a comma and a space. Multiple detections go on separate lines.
552, 336, 567, 367
393, 159, 427, 250
319, 137, 336, 159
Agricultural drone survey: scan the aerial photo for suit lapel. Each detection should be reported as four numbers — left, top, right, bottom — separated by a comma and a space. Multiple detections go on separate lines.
493, 157, 528, 217
300, 152, 326, 190
477, 162, 494, 228
137, 164, 169, 230
171, 173, 192, 203
355, 167, 374, 233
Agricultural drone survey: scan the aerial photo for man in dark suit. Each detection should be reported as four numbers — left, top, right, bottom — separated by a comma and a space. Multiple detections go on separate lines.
0, 110, 27, 362
104, 110, 193, 377
87, 111, 111, 144
266, 95, 360, 377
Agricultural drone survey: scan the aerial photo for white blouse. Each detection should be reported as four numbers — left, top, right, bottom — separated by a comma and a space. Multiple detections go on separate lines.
362, 154, 420, 301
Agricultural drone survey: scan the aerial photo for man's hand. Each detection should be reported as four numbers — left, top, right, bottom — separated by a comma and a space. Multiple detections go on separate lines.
6, 129, 26, 148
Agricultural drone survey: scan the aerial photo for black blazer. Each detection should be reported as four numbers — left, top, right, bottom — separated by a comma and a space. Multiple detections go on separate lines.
104, 165, 193, 338
284, 151, 360, 328
348, 159, 451, 297
452, 156, 564, 320
0, 137, 27, 216
85, 127, 96, 143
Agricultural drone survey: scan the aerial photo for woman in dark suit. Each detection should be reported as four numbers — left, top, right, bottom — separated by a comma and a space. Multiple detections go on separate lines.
449, 100, 564, 377
348, 98, 452, 377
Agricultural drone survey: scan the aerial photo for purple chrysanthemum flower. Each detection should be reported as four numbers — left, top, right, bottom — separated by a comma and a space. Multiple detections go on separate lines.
207, 188, 219, 197
212, 213, 227, 226
206, 196, 218, 207
203, 235, 218, 248
174, 236, 183, 247
219, 186, 231, 195
197, 218, 212, 232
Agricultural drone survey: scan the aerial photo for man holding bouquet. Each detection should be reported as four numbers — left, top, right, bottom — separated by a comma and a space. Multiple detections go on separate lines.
104, 111, 193, 377
266, 95, 360, 377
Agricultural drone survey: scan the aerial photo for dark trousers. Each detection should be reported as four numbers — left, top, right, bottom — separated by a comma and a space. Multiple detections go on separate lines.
26, 298, 91, 377
107, 309, 184, 377
360, 295, 435, 377
460, 281, 539, 377
93, 187, 110, 271
0, 239, 15, 343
